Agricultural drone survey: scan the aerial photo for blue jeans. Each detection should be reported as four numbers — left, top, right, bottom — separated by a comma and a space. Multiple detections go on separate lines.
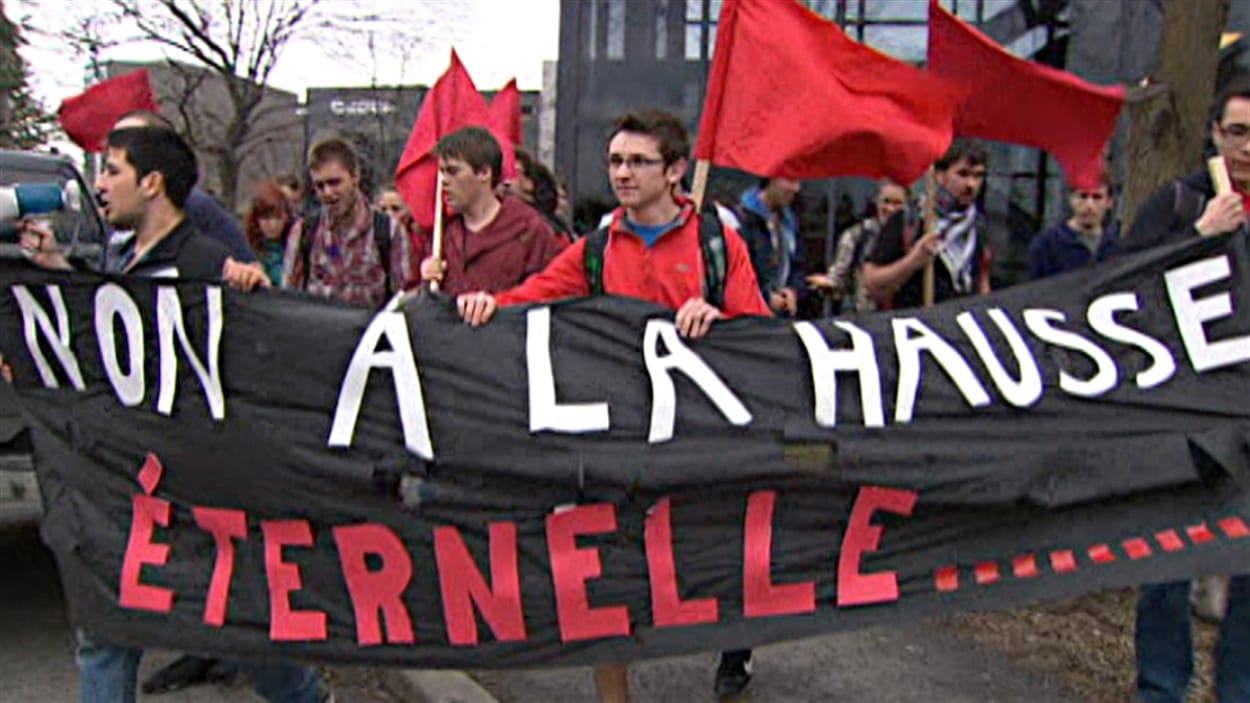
76, 631, 324, 703
1136, 576, 1250, 703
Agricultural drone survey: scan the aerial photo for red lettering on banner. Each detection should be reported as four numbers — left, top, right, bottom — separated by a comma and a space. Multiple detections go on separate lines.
546, 504, 630, 642
1186, 523, 1216, 544
120, 495, 174, 612
119, 453, 173, 613
744, 491, 815, 617
1050, 550, 1078, 572
1219, 517, 1249, 539
192, 507, 247, 626
644, 498, 718, 627
262, 520, 328, 641
333, 524, 415, 646
434, 523, 527, 646
836, 486, 917, 607
1011, 554, 1039, 579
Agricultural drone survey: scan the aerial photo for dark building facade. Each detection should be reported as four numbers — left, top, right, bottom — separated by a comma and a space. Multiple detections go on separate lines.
303, 85, 541, 197
555, 0, 1250, 289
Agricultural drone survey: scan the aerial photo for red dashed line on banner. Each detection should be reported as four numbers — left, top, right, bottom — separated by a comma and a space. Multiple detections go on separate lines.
931, 513, 1248, 593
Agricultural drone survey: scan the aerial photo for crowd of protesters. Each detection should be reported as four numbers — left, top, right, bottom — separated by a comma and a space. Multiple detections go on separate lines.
2, 70, 1248, 702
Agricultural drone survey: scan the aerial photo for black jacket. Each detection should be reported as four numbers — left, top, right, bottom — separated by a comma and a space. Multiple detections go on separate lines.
105, 217, 230, 280
1119, 170, 1213, 255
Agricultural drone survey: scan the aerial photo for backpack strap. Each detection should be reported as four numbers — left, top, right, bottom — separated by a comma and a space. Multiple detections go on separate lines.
372, 212, 393, 298
582, 210, 726, 307
583, 226, 610, 296
698, 208, 727, 309
297, 210, 321, 291
298, 210, 395, 296
1171, 180, 1207, 231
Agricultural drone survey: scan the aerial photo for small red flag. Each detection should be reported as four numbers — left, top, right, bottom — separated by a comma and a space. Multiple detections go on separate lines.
57, 70, 159, 153
488, 78, 523, 148
927, 0, 1124, 189
694, 0, 966, 185
395, 51, 515, 231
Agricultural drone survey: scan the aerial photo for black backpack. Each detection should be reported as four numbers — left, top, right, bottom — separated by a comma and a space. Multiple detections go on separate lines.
582, 208, 728, 308
297, 210, 395, 296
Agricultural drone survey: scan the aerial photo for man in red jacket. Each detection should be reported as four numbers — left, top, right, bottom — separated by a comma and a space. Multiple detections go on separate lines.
456, 109, 768, 703
457, 110, 767, 336
417, 126, 566, 294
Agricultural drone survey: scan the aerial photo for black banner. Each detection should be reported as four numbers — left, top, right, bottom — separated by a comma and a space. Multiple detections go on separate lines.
0, 232, 1247, 668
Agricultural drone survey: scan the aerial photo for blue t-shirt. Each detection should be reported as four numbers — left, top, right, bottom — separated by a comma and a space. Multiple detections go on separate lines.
625, 218, 681, 248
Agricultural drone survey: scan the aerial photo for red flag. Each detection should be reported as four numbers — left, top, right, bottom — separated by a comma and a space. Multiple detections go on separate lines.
395, 51, 515, 231
57, 70, 159, 153
927, 0, 1124, 189
694, 0, 966, 185
488, 79, 523, 148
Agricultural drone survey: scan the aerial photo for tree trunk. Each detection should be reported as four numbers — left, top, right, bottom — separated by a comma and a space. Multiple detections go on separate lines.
1120, 0, 1228, 232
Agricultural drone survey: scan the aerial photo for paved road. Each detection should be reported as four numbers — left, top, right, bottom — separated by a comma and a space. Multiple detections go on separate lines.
0, 504, 268, 703
472, 622, 1083, 703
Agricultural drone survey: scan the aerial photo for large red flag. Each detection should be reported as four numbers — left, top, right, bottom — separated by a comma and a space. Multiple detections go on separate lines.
694, 0, 966, 185
396, 51, 515, 231
57, 70, 159, 153
927, 0, 1124, 189
488, 78, 523, 148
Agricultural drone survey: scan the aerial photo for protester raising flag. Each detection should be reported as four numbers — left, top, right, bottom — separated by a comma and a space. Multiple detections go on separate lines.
488, 78, 523, 148
57, 70, 159, 152
395, 51, 515, 231
694, 0, 966, 186
927, 0, 1124, 190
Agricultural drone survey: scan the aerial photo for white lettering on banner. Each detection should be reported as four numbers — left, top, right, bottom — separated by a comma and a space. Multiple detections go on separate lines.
956, 309, 1043, 408
156, 287, 225, 420
95, 284, 145, 406
642, 320, 752, 443
793, 321, 885, 428
892, 318, 991, 423
1023, 309, 1117, 397
329, 311, 434, 460
1164, 255, 1250, 372
1087, 293, 1176, 389
10, 285, 85, 390
527, 307, 610, 434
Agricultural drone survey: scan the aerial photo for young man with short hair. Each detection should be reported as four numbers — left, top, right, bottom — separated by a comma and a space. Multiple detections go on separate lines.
285, 136, 415, 307
1121, 79, 1249, 703
416, 126, 566, 294
1027, 173, 1117, 279
861, 140, 992, 308
736, 177, 805, 317
112, 109, 256, 263
15, 126, 323, 703
456, 109, 768, 703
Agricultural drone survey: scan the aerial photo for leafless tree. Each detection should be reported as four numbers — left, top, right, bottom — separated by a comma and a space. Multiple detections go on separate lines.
1121, 0, 1230, 231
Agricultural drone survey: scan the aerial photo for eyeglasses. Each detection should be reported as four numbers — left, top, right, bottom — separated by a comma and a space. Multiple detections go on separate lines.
1218, 122, 1250, 145
607, 154, 666, 170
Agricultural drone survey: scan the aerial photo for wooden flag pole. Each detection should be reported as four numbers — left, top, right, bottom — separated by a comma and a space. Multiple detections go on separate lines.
1208, 155, 1233, 199
429, 170, 446, 292
691, 159, 711, 211
922, 165, 938, 307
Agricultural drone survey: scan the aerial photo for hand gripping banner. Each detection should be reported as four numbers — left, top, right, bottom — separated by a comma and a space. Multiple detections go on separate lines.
0, 232, 1246, 668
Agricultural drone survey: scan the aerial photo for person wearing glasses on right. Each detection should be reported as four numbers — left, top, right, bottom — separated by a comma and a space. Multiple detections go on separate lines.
1118, 78, 1249, 703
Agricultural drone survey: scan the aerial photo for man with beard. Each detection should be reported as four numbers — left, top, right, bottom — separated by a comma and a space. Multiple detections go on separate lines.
1027, 172, 1117, 279
861, 140, 991, 308
416, 127, 566, 294
1119, 79, 1249, 703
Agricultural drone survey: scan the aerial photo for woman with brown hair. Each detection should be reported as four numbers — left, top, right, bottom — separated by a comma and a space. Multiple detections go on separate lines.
245, 180, 294, 287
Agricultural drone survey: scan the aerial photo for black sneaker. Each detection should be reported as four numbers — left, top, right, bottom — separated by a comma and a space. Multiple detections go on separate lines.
714, 650, 753, 700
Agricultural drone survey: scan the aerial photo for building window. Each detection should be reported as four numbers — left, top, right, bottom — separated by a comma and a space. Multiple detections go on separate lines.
684, 0, 722, 61
587, 0, 598, 60
607, 0, 626, 60
656, 0, 670, 60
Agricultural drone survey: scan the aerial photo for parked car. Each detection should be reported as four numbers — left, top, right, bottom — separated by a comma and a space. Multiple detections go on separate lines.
1, 150, 108, 516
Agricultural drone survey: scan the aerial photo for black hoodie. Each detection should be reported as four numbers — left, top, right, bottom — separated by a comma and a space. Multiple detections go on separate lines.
1119, 170, 1214, 255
